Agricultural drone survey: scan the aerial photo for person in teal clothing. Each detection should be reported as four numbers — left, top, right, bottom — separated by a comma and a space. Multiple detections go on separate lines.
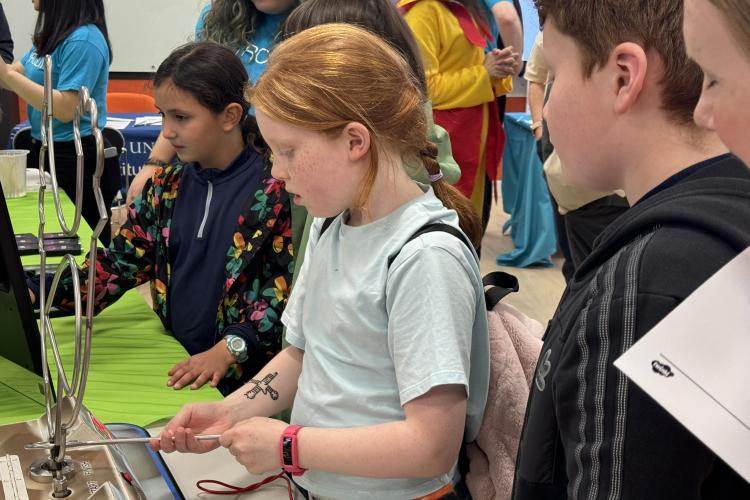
126, 0, 299, 204
195, 1, 289, 86
482, 0, 523, 74
0, 0, 120, 245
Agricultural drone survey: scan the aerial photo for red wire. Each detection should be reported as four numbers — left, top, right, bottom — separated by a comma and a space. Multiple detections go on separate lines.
196, 472, 294, 499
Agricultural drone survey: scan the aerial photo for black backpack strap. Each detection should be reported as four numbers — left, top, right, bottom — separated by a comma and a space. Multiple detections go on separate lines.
319, 216, 337, 237
387, 223, 473, 268
482, 271, 520, 310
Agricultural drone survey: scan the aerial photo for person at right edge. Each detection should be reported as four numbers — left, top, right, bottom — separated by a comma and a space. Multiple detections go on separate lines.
513, 0, 750, 499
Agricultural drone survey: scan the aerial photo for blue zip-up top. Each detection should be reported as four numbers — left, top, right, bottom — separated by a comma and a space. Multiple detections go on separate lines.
169, 145, 264, 355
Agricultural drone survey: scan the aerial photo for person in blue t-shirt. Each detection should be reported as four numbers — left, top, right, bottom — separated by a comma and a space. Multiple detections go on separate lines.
482, 0, 523, 74
126, 0, 299, 205
0, 0, 120, 246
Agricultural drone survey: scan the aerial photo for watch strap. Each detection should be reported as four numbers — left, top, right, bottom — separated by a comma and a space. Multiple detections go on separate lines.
280, 425, 305, 476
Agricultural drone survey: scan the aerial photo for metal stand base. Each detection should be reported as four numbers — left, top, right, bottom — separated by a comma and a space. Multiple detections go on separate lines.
0, 408, 142, 499
28, 456, 77, 483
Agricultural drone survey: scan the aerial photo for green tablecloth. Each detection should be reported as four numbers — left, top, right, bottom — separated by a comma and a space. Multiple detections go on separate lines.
1, 191, 222, 428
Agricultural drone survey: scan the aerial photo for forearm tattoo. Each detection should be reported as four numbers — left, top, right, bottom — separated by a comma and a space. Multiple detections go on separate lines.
244, 371, 279, 400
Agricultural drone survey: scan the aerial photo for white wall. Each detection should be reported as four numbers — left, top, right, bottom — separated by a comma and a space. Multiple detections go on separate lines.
5, 0, 209, 73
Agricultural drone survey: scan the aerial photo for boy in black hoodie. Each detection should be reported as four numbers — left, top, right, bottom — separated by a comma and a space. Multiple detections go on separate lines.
512, 1, 750, 499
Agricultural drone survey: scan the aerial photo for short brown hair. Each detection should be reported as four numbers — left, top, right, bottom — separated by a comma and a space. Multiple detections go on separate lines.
708, 0, 750, 58
536, 0, 702, 125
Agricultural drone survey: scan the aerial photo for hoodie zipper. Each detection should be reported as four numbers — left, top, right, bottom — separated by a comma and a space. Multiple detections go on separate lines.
197, 181, 213, 239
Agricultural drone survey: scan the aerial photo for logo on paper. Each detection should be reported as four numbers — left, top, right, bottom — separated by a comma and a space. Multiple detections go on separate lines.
651, 360, 674, 378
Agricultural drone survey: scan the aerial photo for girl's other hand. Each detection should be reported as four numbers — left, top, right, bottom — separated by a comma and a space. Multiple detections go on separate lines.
220, 417, 288, 474
167, 341, 235, 390
126, 164, 158, 205
485, 47, 517, 79
154, 401, 234, 453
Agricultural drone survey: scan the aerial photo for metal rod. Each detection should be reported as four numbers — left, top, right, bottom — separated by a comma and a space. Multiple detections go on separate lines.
25, 435, 222, 450
44, 55, 82, 236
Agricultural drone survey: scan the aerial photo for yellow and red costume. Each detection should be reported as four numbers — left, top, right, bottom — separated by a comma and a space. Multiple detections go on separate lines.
399, 0, 512, 217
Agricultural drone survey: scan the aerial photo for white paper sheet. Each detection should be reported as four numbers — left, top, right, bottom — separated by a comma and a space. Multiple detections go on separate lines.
133, 116, 162, 127
614, 246, 750, 482
105, 117, 133, 130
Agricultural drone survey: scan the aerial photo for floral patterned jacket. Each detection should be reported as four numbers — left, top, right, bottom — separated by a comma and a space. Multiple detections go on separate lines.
55, 157, 293, 390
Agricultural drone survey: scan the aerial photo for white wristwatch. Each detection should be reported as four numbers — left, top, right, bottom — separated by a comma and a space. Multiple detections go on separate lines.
224, 335, 248, 363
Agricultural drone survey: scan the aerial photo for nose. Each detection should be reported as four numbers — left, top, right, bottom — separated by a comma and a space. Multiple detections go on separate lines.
270, 156, 288, 181
693, 91, 715, 131
161, 118, 177, 140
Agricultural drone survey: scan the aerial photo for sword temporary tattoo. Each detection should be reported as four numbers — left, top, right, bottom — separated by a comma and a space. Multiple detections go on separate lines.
244, 371, 280, 400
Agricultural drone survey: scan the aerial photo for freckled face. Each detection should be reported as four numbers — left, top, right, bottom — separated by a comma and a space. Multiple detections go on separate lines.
256, 110, 365, 218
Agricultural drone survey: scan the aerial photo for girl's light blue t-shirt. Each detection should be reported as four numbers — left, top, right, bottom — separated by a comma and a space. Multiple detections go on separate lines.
194, 5, 284, 86
21, 25, 110, 141
283, 187, 490, 499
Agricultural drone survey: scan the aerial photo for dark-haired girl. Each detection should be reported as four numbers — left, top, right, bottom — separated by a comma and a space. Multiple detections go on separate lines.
30, 42, 293, 396
126, 0, 299, 204
0, 0, 119, 245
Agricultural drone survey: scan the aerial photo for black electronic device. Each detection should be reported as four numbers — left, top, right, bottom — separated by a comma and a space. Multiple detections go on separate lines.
0, 184, 44, 379
15, 232, 83, 256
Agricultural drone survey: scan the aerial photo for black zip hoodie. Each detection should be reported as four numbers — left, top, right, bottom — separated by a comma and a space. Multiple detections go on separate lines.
169, 146, 263, 356
513, 154, 750, 500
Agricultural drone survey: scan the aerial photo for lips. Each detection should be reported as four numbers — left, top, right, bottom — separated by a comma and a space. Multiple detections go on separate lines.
284, 189, 302, 205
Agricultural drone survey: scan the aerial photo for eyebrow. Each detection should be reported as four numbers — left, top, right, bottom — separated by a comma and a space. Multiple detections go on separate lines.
155, 105, 189, 114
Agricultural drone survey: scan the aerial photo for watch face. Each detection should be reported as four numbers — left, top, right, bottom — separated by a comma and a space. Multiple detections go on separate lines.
282, 437, 294, 466
229, 337, 246, 351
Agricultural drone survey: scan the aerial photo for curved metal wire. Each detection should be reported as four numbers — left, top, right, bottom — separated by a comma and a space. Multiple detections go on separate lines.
36, 54, 109, 470
42, 55, 83, 237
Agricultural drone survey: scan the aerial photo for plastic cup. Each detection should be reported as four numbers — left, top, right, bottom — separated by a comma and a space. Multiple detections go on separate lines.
0, 149, 30, 198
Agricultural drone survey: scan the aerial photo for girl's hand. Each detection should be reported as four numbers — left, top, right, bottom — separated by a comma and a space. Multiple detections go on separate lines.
484, 51, 505, 79
167, 341, 235, 390
154, 401, 235, 453
126, 164, 158, 205
220, 417, 288, 474
511, 51, 523, 76
484, 48, 517, 79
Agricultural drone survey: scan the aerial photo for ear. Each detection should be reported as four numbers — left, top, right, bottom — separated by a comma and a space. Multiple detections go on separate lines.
610, 42, 648, 115
342, 122, 371, 162
221, 102, 245, 132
